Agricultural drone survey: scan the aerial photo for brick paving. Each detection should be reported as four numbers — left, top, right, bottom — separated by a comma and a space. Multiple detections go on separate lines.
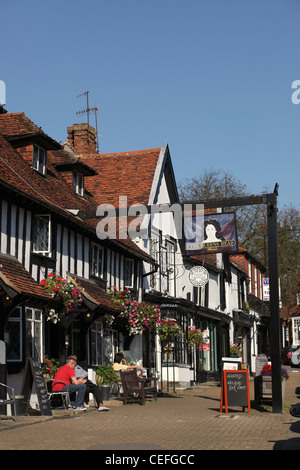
1, 366, 300, 451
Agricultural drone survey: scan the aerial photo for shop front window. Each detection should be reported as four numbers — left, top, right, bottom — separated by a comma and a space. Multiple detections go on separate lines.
90, 320, 103, 366
89, 320, 119, 366
6, 307, 22, 362
161, 310, 190, 365
25, 307, 43, 359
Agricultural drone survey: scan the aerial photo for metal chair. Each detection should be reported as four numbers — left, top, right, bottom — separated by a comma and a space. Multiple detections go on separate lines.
0, 382, 17, 422
46, 379, 71, 409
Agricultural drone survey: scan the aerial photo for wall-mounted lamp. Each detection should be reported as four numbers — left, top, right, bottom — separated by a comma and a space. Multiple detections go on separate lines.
85, 312, 94, 321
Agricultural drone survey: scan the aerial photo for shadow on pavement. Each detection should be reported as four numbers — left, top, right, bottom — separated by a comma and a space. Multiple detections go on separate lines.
273, 420, 300, 450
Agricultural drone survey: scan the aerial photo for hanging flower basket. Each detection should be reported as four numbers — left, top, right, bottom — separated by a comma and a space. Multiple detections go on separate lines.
156, 317, 182, 342
230, 342, 242, 358
107, 287, 161, 335
102, 313, 116, 328
41, 273, 83, 323
187, 326, 203, 350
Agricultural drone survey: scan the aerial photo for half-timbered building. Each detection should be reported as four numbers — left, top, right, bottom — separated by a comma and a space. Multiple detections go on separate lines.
0, 110, 155, 399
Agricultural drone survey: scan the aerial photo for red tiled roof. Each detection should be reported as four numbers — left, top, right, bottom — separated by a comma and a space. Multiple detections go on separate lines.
0, 133, 94, 214
69, 276, 121, 312
0, 112, 60, 148
85, 217, 156, 263
81, 148, 161, 207
0, 253, 52, 300
48, 149, 98, 176
0, 115, 155, 263
189, 253, 219, 271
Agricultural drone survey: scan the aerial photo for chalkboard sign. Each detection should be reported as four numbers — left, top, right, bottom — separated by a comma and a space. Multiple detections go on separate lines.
220, 370, 251, 413
21, 357, 52, 416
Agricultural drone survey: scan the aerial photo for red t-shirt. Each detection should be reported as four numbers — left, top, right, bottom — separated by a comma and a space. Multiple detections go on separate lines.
52, 364, 75, 391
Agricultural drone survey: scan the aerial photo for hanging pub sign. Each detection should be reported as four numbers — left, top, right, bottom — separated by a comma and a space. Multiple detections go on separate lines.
185, 212, 238, 255
188, 266, 209, 287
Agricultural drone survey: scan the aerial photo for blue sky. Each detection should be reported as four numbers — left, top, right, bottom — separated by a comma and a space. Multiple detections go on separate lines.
1, 0, 299, 210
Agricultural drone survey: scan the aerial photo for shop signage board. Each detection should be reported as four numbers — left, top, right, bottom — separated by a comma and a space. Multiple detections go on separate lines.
220, 370, 251, 414
221, 357, 242, 371
263, 278, 270, 301
255, 354, 268, 377
185, 212, 238, 255
21, 357, 52, 416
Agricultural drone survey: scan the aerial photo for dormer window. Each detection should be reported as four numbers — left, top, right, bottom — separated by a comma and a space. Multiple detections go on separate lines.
73, 171, 84, 196
33, 144, 46, 175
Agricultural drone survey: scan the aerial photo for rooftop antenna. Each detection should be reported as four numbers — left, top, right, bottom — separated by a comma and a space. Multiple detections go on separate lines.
76, 91, 100, 152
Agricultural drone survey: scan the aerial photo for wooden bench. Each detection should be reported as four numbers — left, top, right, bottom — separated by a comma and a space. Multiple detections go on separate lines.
120, 369, 158, 405
0, 382, 17, 422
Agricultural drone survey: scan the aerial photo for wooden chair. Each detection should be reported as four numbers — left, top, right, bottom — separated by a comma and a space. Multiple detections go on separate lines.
0, 382, 17, 422
120, 369, 158, 405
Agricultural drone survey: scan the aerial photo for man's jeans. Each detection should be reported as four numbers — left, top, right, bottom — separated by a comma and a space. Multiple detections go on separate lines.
62, 383, 86, 408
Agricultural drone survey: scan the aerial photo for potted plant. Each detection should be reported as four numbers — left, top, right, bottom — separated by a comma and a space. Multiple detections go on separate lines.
261, 363, 289, 380
254, 363, 289, 404
42, 356, 60, 378
96, 365, 119, 401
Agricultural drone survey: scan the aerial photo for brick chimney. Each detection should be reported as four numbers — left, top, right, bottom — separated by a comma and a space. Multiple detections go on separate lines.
67, 123, 98, 155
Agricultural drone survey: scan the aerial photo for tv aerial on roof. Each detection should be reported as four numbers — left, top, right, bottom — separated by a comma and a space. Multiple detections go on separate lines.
76, 91, 100, 152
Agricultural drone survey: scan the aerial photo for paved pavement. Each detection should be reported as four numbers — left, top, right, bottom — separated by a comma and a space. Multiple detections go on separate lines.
1, 366, 300, 452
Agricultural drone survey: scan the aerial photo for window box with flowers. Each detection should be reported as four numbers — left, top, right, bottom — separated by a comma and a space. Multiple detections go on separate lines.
40, 273, 83, 323
107, 287, 161, 335
254, 363, 289, 404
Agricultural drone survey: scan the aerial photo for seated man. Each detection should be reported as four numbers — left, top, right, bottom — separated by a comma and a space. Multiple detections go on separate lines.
52, 355, 86, 411
113, 352, 144, 377
75, 361, 109, 412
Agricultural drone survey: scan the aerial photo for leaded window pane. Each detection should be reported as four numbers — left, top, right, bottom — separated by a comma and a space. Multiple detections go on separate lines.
33, 215, 50, 253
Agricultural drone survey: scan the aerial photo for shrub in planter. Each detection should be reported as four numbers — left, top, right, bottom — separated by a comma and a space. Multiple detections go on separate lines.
96, 365, 119, 385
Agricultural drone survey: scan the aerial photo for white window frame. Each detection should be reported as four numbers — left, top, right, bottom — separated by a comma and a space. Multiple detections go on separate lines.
124, 258, 134, 288
32, 214, 51, 255
293, 317, 300, 346
73, 171, 84, 196
254, 267, 258, 297
91, 243, 104, 278
32, 144, 47, 175
25, 307, 43, 359
248, 261, 252, 294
